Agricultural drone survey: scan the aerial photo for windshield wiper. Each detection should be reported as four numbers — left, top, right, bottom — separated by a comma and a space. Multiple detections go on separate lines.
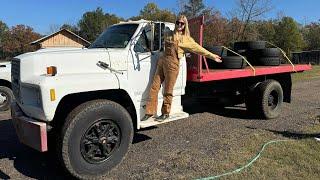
106, 45, 125, 48
90, 45, 105, 48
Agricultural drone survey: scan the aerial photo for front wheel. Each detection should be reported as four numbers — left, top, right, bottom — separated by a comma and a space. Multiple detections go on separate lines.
58, 100, 133, 179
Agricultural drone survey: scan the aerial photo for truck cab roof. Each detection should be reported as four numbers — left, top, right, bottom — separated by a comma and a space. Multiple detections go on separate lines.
118, 19, 175, 26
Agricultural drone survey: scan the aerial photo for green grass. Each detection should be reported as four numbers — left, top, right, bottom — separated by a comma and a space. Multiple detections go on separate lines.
195, 129, 320, 180
199, 118, 320, 180
292, 65, 320, 82
223, 135, 320, 180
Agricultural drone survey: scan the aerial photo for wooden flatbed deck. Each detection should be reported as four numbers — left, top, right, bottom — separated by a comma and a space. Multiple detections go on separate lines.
187, 64, 312, 82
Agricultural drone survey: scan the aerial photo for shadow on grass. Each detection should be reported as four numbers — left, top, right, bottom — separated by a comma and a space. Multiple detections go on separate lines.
265, 129, 320, 140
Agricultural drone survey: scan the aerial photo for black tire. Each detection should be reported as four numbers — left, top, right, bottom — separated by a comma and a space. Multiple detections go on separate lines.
234, 41, 266, 51
256, 80, 283, 119
221, 56, 247, 69
205, 45, 227, 57
256, 57, 281, 66
227, 49, 247, 56
0, 86, 13, 111
248, 48, 281, 57
58, 100, 133, 179
203, 60, 222, 69
204, 46, 226, 69
204, 45, 225, 69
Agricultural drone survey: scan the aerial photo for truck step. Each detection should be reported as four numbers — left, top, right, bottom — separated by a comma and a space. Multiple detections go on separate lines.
140, 112, 189, 129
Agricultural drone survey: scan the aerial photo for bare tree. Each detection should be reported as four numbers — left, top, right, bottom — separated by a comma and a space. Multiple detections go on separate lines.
231, 0, 272, 40
49, 24, 61, 34
177, 0, 187, 15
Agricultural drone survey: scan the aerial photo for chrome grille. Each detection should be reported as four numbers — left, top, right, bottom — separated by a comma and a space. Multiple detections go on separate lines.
11, 58, 21, 102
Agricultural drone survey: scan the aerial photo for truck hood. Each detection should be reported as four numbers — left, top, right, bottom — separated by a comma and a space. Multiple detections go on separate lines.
15, 48, 128, 82
0, 61, 11, 66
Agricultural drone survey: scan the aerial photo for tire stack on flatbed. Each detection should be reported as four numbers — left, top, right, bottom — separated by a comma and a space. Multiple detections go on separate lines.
205, 46, 247, 69
205, 41, 284, 69
204, 46, 224, 69
233, 41, 282, 66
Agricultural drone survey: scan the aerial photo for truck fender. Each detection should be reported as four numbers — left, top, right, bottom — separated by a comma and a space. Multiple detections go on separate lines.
39, 73, 120, 121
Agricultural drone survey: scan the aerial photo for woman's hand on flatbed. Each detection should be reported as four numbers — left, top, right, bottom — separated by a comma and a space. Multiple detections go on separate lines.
213, 54, 222, 63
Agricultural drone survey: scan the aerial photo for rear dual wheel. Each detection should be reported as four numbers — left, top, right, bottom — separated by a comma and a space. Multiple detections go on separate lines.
245, 80, 283, 119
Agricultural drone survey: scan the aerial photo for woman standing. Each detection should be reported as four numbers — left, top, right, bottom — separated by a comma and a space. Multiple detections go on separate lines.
142, 15, 222, 122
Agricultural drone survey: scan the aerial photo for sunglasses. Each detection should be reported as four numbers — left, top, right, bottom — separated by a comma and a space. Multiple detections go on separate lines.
176, 21, 185, 26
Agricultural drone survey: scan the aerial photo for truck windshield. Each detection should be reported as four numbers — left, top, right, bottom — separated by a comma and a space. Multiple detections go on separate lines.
89, 24, 139, 49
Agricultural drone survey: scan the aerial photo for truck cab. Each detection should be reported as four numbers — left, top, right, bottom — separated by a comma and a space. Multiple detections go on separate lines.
11, 20, 188, 179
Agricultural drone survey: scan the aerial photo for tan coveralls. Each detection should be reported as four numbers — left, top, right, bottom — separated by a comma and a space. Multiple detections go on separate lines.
145, 34, 218, 115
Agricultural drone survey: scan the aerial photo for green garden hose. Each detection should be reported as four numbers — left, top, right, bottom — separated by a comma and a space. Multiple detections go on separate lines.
197, 139, 293, 180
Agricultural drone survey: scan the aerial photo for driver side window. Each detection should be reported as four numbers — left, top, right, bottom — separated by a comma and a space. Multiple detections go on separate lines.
134, 26, 151, 53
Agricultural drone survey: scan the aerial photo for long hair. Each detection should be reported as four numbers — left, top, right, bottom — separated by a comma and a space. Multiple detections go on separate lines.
174, 15, 190, 42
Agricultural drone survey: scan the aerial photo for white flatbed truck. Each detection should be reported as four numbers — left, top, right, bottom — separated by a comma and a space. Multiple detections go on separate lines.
10, 19, 311, 179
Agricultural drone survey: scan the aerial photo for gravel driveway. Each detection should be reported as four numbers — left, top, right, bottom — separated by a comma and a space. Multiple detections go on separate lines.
0, 78, 319, 179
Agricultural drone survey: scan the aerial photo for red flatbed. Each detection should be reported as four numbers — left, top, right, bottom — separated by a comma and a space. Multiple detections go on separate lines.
187, 64, 312, 82
187, 16, 312, 83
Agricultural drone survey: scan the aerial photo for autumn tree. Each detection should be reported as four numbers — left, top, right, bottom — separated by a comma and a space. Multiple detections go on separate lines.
203, 12, 232, 46
0, 21, 8, 42
303, 22, 320, 50
130, 3, 176, 22
78, 7, 122, 42
1, 25, 42, 59
0, 20, 9, 60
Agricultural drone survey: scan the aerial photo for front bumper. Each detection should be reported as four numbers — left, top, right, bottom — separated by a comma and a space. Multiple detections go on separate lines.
11, 102, 48, 152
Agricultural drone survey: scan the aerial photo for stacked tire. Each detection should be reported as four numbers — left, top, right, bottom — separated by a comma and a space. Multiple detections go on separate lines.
233, 41, 282, 66
205, 45, 247, 69
247, 48, 282, 66
205, 41, 283, 69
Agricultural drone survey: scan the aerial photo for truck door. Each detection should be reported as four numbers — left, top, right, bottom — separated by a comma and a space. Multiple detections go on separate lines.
128, 22, 185, 110
128, 23, 160, 103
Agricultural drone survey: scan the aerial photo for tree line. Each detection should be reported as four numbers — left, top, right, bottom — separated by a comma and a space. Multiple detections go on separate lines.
0, 0, 319, 61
